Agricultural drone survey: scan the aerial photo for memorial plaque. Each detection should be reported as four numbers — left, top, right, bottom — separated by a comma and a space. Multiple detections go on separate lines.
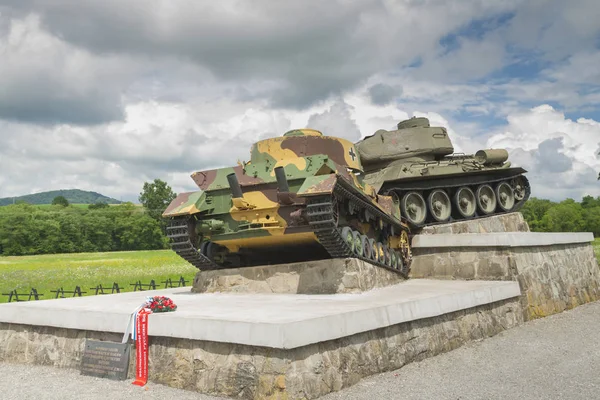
80, 340, 131, 380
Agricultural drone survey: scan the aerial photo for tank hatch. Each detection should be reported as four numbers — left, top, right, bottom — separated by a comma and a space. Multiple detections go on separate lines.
397, 117, 430, 130
283, 129, 323, 137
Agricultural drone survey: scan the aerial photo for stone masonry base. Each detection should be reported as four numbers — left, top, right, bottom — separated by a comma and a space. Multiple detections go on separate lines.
193, 257, 404, 294
0, 297, 522, 400
1, 212, 597, 399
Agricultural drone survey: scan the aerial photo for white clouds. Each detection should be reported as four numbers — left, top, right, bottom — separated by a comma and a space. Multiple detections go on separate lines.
505, 0, 600, 61
415, 36, 507, 83
0, 14, 136, 124
307, 100, 362, 142
0, 0, 600, 203
0, 100, 298, 199
543, 52, 600, 86
487, 105, 600, 200
1, 0, 524, 109
488, 105, 600, 164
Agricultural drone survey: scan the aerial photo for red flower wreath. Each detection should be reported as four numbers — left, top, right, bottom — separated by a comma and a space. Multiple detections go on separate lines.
146, 296, 177, 313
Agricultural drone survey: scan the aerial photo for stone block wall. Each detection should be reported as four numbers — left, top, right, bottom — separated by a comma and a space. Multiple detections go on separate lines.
0, 297, 522, 400
411, 242, 600, 320
419, 212, 530, 235
193, 258, 404, 294
411, 247, 513, 281
514, 244, 600, 318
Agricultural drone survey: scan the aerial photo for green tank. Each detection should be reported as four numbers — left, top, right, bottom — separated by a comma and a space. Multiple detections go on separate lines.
355, 117, 530, 227
162, 128, 413, 276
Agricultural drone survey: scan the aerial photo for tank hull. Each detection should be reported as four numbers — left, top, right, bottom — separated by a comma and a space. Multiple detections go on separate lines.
376, 167, 527, 190
378, 168, 529, 227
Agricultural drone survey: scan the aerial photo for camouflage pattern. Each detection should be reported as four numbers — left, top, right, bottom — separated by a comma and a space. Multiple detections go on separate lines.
355, 117, 530, 227
163, 129, 411, 271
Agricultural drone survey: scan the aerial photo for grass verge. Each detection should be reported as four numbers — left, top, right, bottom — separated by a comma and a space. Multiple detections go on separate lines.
594, 238, 600, 262
0, 250, 197, 303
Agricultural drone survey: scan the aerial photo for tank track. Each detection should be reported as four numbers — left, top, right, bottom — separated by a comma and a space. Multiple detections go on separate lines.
389, 174, 531, 229
166, 218, 221, 270
306, 179, 411, 278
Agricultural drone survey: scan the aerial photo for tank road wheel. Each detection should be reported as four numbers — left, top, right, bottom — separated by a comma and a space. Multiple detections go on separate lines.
401, 191, 427, 226
496, 182, 515, 211
476, 184, 497, 215
368, 238, 378, 262
454, 186, 476, 218
352, 230, 364, 257
375, 242, 385, 263
361, 235, 372, 259
427, 189, 451, 222
399, 231, 412, 273
389, 250, 399, 270
511, 176, 527, 202
394, 251, 403, 272
202, 241, 220, 260
397, 250, 409, 276
201, 241, 228, 265
382, 246, 392, 267
200, 241, 210, 257
341, 227, 355, 252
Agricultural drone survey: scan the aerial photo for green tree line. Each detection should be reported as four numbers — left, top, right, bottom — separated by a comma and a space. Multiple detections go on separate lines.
1, 179, 597, 256
0, 179, 177, 256
521, 195, 600, 236
0, 202, 168, 256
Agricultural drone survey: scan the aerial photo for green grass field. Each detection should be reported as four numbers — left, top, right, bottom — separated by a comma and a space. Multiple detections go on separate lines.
2, 239, 599, 304
34, 203, 91, 209
0, 250, 197, 303
33, 203, 140, 209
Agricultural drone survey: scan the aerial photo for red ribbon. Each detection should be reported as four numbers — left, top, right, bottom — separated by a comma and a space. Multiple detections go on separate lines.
132, 309, 151, 386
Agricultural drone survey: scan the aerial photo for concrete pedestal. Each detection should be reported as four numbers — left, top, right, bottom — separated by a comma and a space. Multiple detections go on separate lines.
0, 280, 521, 399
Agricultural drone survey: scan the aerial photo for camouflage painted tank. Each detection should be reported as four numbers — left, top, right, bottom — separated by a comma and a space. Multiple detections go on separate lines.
355, 117, 530, 227
162, 129, 413, 276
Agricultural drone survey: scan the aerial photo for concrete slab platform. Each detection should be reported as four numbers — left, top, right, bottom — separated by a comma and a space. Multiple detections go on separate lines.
0, 279, 520, 349
413, 232, 593, 248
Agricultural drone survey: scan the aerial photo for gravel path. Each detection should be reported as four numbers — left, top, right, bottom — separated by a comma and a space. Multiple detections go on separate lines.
2, 301, 599, 400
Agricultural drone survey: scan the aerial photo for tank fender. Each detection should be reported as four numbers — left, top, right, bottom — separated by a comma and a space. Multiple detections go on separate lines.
162, 191, 205, 217
297, 174, 337, 196
377, 192, 402, 221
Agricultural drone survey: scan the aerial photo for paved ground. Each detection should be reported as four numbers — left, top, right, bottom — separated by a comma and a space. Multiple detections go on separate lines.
1, 301, 599, 400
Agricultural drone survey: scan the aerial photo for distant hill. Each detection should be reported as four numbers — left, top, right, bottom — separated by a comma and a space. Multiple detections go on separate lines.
0, 189, 122, 206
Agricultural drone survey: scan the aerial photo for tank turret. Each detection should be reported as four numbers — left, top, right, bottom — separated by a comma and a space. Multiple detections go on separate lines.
357, 117, 454, 171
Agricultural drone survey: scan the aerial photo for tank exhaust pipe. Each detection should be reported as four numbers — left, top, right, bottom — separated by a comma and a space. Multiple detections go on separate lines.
275, 166, 296, 205
475, 149, 509, 165
275, 167, 290, 193
227, 173, 243, 198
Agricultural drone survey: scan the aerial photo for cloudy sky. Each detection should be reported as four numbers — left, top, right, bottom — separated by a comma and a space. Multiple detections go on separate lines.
1, 0, 599, 202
